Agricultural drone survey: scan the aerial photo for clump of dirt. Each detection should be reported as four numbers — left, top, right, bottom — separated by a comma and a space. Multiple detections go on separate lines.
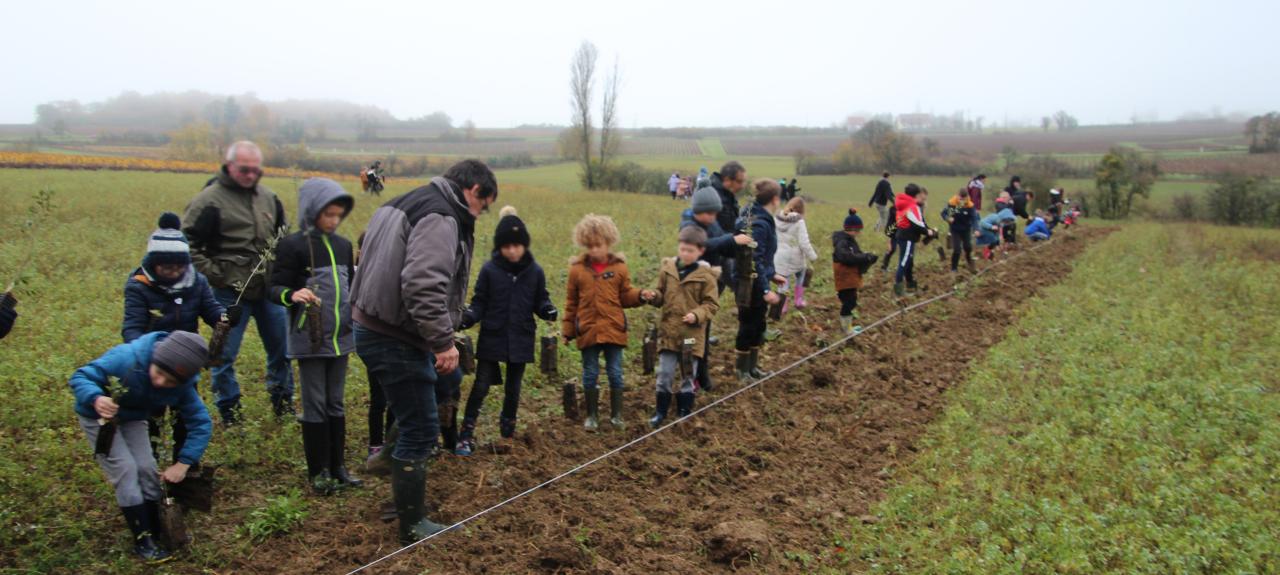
244, 227, 1112, 575
706, 520, 772, 566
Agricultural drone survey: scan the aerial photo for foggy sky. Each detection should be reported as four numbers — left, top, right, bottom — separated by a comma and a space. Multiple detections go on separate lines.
3, 0, 1276, 127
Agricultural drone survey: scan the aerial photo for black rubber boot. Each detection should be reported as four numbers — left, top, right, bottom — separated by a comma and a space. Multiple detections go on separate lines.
749, 348, 773, 380
437, 401, 458, 452
676, 392, 695, 417
499, 417, 517, 439
328, 417, 362, 489
390, 457, 447, 545
365, 421, 397, 477
301, 421, 334, 495
219, 400, 242, 426
583, 388, 600, 431
122, 504, 172, 564
735, 351, 755, 384
649, 392, 672, 429
272, 394, 295, 419
696, 356, 714, 392
609, 388, 625, 430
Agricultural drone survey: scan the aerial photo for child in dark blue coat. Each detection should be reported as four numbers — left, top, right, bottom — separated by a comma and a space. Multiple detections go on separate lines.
121, 212, 225, 467
455, 207, 557, 455
69, 331, 212, 564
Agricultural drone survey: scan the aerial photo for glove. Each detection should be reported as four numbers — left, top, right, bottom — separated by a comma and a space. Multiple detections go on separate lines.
542, 307, 558, 322
224, 305, 243, 325
458, 311, 477, 331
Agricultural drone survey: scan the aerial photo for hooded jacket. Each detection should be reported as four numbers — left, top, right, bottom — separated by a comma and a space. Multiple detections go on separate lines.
352, 177, 476, 354
122, 266, 224, 343
68, 332, 212, 465
1024, 217, 1051, 238
894, 193, 929, 242
942, 195, 978, 234
831, 231, 877, 290
773, 210, 818, 278
182, 166, 288, 300
461, 252, 557, 363
562, 253, 644, 349
737, 202, 778, 301
647, 258, 720, 357
268, 178, 356, 359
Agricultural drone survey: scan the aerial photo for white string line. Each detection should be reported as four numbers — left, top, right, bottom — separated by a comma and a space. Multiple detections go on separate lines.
344, 232, 1059, 575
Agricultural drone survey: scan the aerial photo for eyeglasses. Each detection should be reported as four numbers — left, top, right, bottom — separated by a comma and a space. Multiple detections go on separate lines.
236, 166, 263, 176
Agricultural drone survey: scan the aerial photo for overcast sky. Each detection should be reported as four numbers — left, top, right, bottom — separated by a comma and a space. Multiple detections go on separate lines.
3, 0, 1276, 127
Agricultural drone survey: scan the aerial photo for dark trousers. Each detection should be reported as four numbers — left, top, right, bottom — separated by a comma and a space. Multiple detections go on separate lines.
895, 238, 916, 285
463, 360, 526, 422
950, 233, 973, 270
354, 323, 461, 461
837, 288, 859, 316
367, 365, 395, 446
735, 300, 768, 351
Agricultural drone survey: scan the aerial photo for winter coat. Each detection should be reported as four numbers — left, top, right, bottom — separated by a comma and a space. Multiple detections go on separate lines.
967, 179, 985, 211
351, 177, 476, 354
562, 253, 644, 349
68, 332, 212, 465
461, 253, 557, 363
668, 174, 680, 193
773, 211, 818, 278
1024, 217, 1051, 238
831, 231, 877, 291
710, 173, 741, 238
1010, 188, 1031, 218
870, 177, 893, 207
942, 196, 978, 234
122, 266, 224, 343
647, 258, 720, 357
894, 193, 929, 242
680, 209, 737, 269
737, 202, 778, 301
268, 179, 356, 359
182, 166, 288, 301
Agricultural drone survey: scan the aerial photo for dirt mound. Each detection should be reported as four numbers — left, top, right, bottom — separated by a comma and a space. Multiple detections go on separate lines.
248, 227, 1111, 574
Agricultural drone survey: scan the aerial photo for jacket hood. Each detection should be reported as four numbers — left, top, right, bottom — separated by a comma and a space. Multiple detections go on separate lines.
948, 195, 974, 208
996, 208, 1016, 221
775, 211, 803, 225
297, 178, 353, 233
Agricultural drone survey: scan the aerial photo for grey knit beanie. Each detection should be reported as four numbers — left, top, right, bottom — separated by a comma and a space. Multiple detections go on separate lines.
690, 185, 722, 214
152, 331, 209, 381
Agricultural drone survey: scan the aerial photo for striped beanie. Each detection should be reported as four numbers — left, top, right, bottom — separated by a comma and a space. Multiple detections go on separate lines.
844, 208, 864, 231
145, 212, 192, 267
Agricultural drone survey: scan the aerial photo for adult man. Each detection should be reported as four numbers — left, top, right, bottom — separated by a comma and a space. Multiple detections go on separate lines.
352, 159, 497, 543
869, 171, 893, 232
183, 141, 291, 424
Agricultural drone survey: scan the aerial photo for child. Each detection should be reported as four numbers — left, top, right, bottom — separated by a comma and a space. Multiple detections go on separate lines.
943, 188, 979, 273
69, 331, 212, 564
121, 212, 226, 464
734, 179, 785, 383
268, 178, 360, 494
831, 209, 878, 334
1025, 209, 1052, 241
356, 231, 394, 458
680, 186, 752, 392
563, 214, 646, 431
455, 207, 557, 455
773, 197, 819, 311
893, 184, 938, 296
643, 226, 720, 427
976, 208, 1017, 260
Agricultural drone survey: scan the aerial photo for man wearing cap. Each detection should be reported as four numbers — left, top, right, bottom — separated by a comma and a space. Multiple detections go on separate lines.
68, 331, 213, 564
182, 140, 292, 423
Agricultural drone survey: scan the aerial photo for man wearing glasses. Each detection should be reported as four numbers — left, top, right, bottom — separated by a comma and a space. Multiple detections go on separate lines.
183, 140, 292, 424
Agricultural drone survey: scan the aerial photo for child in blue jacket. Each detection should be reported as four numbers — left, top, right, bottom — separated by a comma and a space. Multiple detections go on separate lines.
68, 331, 212, 564
1024, 210, 1052, 241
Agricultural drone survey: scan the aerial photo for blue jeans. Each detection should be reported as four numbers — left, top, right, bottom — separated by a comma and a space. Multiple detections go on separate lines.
581, 344, 624, 390
976, 229, 1000, 247
355, 323, 461, 461
211, 288, 292, 411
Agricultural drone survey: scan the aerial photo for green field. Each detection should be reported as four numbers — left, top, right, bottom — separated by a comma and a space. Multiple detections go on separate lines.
830, 224, 1280, 574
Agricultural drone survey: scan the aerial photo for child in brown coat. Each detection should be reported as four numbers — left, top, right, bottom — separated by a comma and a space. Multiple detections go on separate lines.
642, 226, 721, 428
562, 214, 647, 431
832, 209, 878, 334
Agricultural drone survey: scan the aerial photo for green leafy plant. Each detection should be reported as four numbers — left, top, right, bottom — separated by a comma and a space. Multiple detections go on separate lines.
241, 490, 308, 542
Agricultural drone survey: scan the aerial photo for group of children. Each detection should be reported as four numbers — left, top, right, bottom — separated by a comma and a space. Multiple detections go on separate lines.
68, 164, 1071, 564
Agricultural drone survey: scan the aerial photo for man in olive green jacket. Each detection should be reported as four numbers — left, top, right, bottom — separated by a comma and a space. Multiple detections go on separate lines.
182, 141, 292, 423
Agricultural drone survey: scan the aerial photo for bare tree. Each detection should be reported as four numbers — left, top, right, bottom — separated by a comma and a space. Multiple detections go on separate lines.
570, 41, 598, 189
599, 56, 622, 170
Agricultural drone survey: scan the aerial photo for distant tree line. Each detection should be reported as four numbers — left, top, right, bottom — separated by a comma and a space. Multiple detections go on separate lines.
1245, 112, 1280, 154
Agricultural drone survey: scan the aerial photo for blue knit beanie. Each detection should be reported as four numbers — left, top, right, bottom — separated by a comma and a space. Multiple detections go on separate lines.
844, 208, 864, 231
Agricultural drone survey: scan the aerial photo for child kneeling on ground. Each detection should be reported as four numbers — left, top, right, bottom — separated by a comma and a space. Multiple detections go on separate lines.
642, 226, 721, 427
831, 209, 878, 335
455, 207, 558, 455
1024, 209, 1052, 242
976, 208, 1017, 260
268, 178, 360, 494
68, 331, 212, 564
563, 214, 647, 431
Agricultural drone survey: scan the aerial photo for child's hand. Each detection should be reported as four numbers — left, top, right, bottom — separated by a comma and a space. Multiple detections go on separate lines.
160, 462, 190, 484
641, 289, 657, 301
562, 335, 574, 346
764, 291, 781, 305
733, 233, 753, 246
771, 274, 786, 285
682, 312, 697, 325
291, 288, 321, 305
94, 396, 119, 419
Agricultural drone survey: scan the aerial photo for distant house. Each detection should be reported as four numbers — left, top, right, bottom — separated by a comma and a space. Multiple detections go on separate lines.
896, 113, 934, 132
845, 115, 869, 133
